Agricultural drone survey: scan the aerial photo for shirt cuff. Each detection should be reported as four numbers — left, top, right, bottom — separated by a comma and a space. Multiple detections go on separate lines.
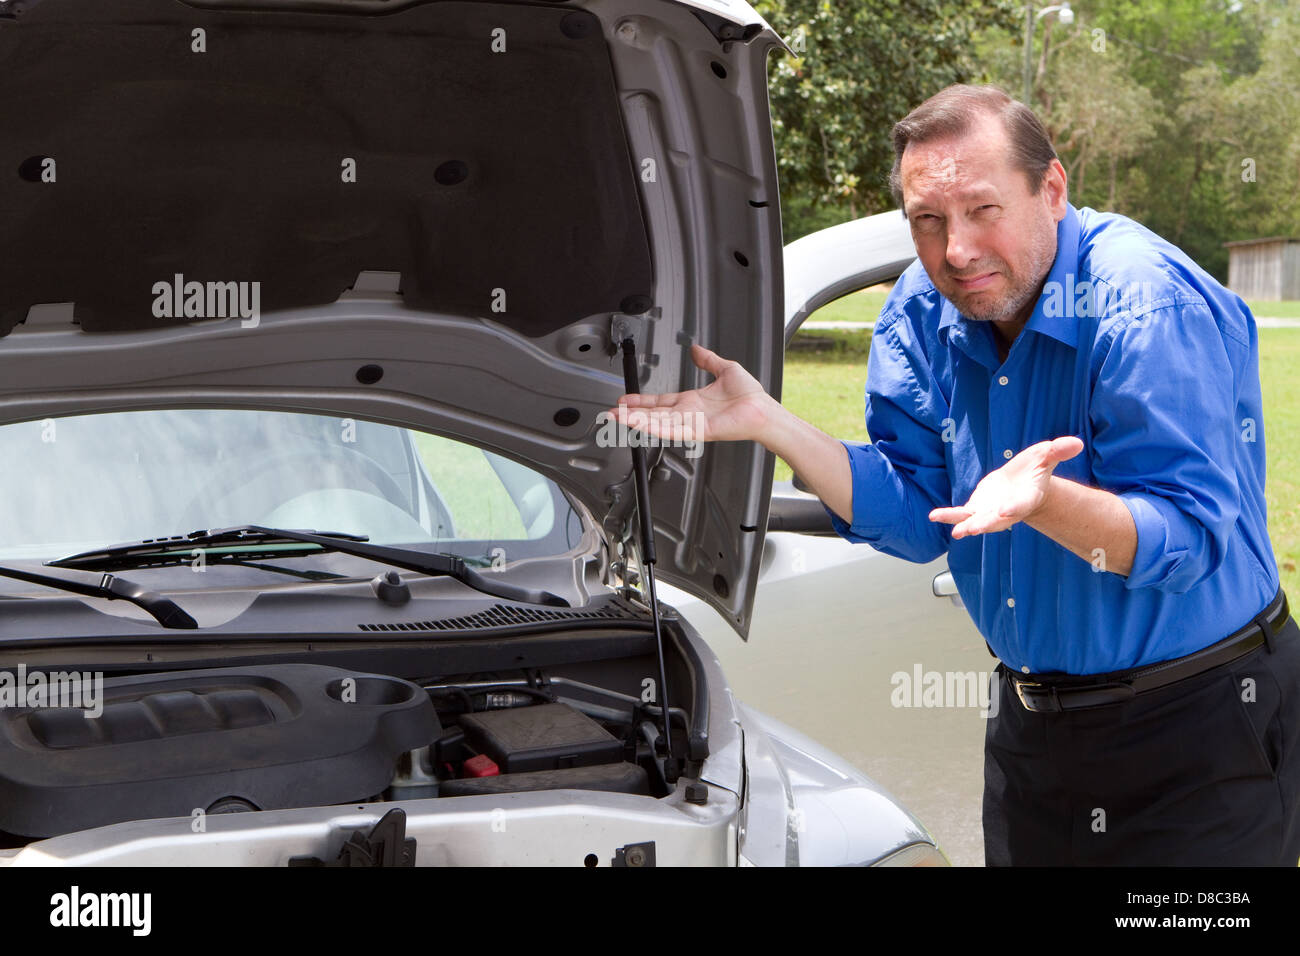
1119, 490, 1193, 591
822, 440, 896, 542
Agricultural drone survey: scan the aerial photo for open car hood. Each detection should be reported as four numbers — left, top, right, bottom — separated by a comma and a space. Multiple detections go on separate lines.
0, 0, 787, 637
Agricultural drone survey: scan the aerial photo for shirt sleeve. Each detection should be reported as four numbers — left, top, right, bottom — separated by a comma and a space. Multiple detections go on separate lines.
1088, 298, 1245, 593
823, 318, 954, 563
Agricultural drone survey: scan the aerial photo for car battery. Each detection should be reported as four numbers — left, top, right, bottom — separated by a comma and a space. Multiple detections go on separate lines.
458, 702, 623, 773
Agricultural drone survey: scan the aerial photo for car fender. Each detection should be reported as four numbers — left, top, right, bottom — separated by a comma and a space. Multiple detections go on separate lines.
736, 701, 945, 866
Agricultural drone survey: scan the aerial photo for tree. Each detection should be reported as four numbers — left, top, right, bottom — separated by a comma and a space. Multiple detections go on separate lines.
976, 0, 1284, 279
1038, 32, 1164, 211
757, 0, 1020, 240
1204, 4, 1300, 245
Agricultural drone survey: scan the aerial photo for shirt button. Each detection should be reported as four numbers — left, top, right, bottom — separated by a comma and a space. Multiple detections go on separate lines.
1006, 597, 1015, 608
1021, 665, 1030, 674
1003, 448, 1013, 460
998, 375, 1009, 386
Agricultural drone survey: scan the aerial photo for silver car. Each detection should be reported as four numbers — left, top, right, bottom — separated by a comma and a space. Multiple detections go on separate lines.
0, 0, 946, 866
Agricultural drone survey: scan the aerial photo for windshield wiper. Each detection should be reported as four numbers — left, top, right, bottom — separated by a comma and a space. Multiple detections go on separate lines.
49, 526, 570, 608
0, 565, 197, 629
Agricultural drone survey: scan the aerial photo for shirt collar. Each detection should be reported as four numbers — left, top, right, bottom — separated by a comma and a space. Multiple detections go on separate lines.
937, 202, 1082, 351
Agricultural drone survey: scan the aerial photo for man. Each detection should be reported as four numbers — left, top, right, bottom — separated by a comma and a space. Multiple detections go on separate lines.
611, 84, 1299, 865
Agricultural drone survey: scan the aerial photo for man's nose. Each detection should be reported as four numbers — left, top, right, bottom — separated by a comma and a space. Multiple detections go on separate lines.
945, 218, 980, 270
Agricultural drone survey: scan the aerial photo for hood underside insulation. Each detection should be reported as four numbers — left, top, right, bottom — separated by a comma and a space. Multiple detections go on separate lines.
0, 0, 654, 335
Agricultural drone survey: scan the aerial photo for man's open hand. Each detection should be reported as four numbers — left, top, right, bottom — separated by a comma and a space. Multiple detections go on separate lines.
928, 436, 1084, 539
605, 343, 859, 522
607, 343, 775, 444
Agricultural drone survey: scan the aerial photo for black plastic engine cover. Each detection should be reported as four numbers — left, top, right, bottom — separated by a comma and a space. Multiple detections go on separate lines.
439, 762, 649, 798
0, 663, 438, 837
458, 701, 625, 773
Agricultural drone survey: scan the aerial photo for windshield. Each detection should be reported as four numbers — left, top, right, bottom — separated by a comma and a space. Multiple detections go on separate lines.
0, 409, 583, 564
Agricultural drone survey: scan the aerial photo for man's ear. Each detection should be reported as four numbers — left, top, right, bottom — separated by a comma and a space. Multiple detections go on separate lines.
1042, 158, 1069, 221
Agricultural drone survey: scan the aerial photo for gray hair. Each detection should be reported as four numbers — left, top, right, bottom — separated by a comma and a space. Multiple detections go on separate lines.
888, 84, 1059, 211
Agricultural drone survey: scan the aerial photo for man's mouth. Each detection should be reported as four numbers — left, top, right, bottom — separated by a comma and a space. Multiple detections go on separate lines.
952, 272, 999, 291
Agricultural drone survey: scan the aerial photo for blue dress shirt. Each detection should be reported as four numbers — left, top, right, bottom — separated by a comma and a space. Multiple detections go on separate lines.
828, 203, 1280, 675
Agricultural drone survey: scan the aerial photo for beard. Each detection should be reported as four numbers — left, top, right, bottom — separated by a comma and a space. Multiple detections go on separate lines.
936, 221, 1058, 324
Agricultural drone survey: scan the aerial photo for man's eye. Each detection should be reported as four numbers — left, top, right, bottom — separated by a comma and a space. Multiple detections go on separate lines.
976, 204, 999, 214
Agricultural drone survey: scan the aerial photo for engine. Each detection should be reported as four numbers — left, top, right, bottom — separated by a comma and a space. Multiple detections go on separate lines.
0, 661, 682, 841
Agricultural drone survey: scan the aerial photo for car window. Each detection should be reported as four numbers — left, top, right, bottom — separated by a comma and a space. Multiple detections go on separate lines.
799, 285, 891, 327
410, 433, 552, 541
0, 409, 574, 562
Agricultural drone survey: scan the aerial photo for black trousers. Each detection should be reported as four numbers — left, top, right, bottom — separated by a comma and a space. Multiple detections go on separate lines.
983, 611, 1300, 866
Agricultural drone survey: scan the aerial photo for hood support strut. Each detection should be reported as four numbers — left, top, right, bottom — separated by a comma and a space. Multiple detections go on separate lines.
619, 333, 677, 781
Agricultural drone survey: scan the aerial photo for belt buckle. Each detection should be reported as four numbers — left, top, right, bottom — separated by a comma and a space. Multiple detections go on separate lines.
1013, 678, 1060, 713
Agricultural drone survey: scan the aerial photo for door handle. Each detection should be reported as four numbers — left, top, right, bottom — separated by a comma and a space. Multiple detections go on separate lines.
932, 570, 963, 607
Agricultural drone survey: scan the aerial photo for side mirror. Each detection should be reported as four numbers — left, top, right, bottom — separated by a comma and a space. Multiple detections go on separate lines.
767, 493, 836, 535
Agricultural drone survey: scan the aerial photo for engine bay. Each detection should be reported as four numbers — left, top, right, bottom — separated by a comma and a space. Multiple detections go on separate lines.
0, 642, 702, 843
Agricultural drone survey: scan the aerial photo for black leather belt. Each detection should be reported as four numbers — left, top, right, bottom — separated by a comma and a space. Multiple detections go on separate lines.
1007, 588, 1291, 713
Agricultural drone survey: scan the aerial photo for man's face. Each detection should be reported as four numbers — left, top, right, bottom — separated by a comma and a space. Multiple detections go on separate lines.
900, 114, 1067, 327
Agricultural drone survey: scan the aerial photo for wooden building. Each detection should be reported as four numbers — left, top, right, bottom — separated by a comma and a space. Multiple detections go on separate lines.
1224, 236, 1300, 301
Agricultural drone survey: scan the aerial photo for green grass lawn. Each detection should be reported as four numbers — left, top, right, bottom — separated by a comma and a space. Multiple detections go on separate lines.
1259, 329, 1300, 598
1250, 300, 1300, 319
804, 289, 889, 323
777, 327, 1300, 600
776, 332, 872, 462
410, 432, 526, 541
